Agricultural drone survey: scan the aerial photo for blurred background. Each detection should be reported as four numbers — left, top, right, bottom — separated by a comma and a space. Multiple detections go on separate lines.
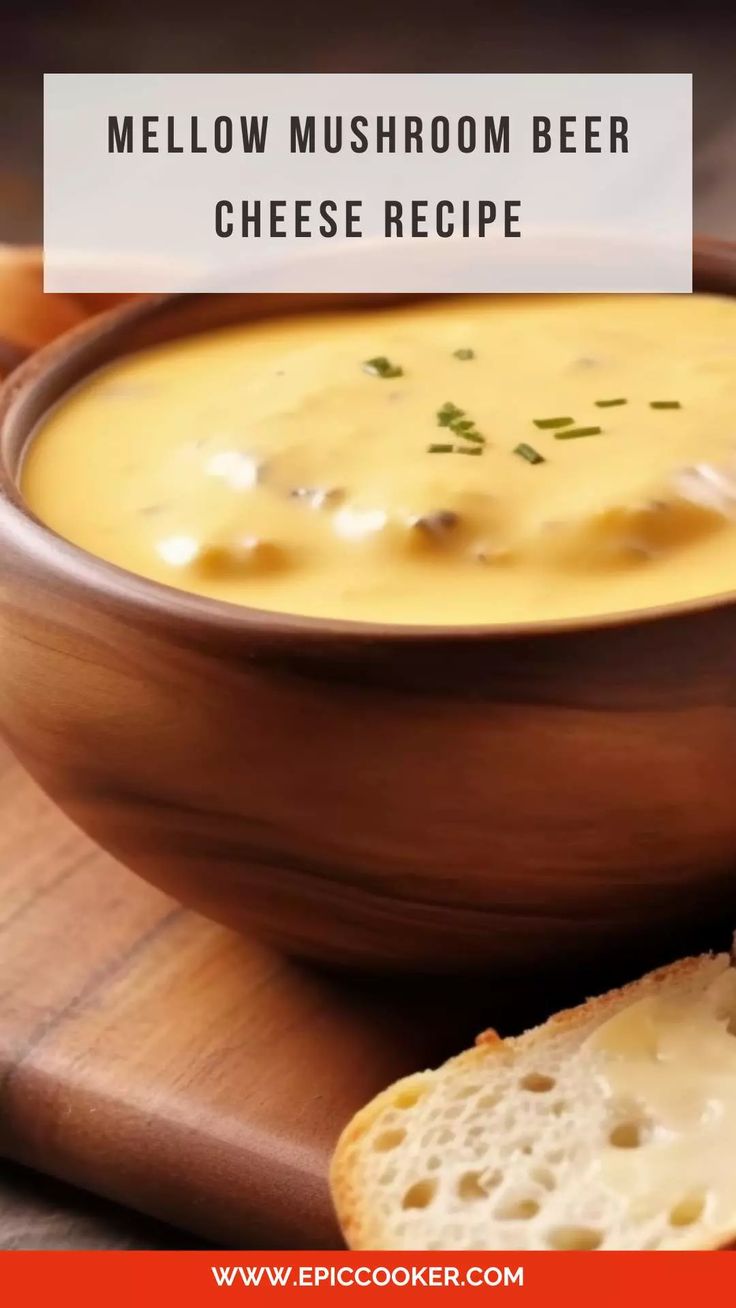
0, 0, 735, 243
0, 0, 733, 1250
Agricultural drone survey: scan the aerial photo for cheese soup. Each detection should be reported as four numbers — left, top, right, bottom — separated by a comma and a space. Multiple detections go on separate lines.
23, 295, 736, 624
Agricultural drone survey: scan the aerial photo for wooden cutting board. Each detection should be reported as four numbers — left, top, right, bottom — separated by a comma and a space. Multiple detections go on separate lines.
0, 743, 709, 1248
0, 742, 532, 1248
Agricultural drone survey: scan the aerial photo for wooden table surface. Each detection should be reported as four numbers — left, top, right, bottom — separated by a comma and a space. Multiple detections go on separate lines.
0, 1163, 205, 1251
0, 0, 734, 1250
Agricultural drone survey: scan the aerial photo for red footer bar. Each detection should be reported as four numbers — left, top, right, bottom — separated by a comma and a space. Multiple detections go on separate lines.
0, 1250, 732, 1305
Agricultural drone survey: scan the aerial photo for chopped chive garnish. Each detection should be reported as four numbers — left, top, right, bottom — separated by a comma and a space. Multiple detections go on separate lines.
453, 348, 475, 360
554, 425, 602, 440
514, 442, 545, 465
650, 400, 681, 409
436, 399, 485, 446
533, 416, 574, 430
456, 445, 483, 456
428, 442, 453, 453
437, 401, 465, 427
595, 398, 627, 408
363, 356, 403, 379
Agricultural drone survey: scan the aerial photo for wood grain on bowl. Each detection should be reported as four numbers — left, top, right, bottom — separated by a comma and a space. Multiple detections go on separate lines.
0, 247, 735, 972
0, 336, 29, 379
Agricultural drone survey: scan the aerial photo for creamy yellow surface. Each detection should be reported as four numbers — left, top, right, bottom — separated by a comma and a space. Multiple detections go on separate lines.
586, 968, 736, 1238
23, 295, 736, 624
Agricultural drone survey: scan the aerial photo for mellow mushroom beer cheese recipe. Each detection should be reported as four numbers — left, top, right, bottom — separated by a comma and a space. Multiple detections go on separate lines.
22, 294, 736, 625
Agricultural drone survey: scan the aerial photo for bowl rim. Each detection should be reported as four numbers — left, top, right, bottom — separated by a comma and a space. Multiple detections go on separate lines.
2, 236, 736, 646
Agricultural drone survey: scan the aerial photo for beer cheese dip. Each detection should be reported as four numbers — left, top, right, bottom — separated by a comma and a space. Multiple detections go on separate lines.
23, 295, 736, 625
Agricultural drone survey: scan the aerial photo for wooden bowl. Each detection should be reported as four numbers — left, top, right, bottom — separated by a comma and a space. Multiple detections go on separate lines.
1, 248, 736, 974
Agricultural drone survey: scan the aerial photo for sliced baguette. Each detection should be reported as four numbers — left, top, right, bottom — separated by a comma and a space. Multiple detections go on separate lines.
331, 951, 736, 1251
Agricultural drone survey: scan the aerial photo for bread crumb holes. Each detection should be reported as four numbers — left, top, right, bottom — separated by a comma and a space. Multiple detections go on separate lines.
373, 1128, 406, 1153
478, 1093, 501, 1110
520, 1071, 556, 1093
394, 1086, 424, 1110
609, 1120, 647, 1149
547, 1225, 602, 1250
454, 1082, 482, 1100
401, 1179, 437, 1210
456, 1171, 485, 1200
496, 1197, 540, 1221
669, 1193, 706, 1228
532, 1167, 556, 1191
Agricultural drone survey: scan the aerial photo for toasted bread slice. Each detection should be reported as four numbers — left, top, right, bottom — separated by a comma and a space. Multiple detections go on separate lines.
331, 952, 736, 1250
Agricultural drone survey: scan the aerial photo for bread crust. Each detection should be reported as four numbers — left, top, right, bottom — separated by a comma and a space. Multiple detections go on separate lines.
330, 952, 728, 1251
